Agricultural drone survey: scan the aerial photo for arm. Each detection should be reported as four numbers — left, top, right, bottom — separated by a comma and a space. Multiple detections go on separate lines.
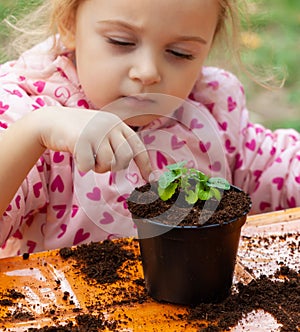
0, 106, 151, 216
190, 67, 300, 213
235, 124, 300, 213
0, 111, 45, 215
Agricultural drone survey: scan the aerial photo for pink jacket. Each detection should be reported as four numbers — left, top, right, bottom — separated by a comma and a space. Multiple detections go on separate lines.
1, 39, 300, 257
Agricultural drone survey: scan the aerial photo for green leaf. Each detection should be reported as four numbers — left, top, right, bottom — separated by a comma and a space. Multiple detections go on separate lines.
158, 171, 181, 189
158, 182, 178, 201
198, 188, 212, 201
207, 177, 230, 190
166, 161, 187, 172
157, 161, 231, 203
197, 171, 209, 183
185, 190, 198, 205
210, 187, 222, 201
158, 172, 173, 189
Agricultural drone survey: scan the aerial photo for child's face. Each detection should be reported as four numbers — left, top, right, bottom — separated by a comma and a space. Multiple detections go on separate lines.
74, 0, 219, 125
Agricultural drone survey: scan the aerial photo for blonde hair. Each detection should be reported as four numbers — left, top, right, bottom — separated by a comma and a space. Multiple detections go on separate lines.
1, 0, 77, 60
2, 0, 245, 64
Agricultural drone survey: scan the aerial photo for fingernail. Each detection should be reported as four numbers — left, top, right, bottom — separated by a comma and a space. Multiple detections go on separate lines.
148, 170, 161, 182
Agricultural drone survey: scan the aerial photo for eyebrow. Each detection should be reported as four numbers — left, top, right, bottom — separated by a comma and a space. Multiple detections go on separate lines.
97, 20, 142, 31
174, 36, 207, 45
97, 20, 207, 45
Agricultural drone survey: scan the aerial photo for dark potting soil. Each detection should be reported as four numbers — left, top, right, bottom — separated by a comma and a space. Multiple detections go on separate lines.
186, 265, 300, 331
59, 240, 136, 285
25, 313, 117, 331
127, 182, 252, 226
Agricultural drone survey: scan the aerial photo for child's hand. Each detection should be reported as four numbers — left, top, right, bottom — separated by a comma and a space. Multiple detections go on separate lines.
39, 107, 152, 180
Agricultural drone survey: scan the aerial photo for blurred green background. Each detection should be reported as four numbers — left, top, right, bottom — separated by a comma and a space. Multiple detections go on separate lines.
0, 0, 299, 130
239, 0, 300, 130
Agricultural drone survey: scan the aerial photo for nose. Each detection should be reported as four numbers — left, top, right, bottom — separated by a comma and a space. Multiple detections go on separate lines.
129, 50, 161, 86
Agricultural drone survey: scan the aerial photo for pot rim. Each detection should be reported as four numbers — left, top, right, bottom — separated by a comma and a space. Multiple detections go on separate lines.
133, 208, 249, 230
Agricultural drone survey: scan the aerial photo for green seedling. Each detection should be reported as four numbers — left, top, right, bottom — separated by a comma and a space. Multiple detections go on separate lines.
157, 161, 230, 204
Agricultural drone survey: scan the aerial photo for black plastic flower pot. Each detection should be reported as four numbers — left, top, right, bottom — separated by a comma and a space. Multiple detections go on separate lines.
129, 186, 251, 305
134, 214, 247, 305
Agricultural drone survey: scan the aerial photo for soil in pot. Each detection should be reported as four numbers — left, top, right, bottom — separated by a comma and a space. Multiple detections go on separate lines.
127, 182, 252, 227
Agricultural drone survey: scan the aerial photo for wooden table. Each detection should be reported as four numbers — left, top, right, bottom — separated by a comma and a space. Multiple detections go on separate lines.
0, 208, 299, 331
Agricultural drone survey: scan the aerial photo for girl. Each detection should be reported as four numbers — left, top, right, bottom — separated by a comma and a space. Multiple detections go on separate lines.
0, 0, 299, 257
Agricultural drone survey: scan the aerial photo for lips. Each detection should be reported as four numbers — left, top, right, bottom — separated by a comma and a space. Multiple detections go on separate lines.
122, 95, 156, 104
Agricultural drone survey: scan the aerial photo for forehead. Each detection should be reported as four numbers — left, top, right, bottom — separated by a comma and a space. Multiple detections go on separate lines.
77, 0, 220, 38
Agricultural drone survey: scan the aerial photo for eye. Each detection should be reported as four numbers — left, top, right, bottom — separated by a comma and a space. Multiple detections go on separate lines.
167, 49, 195, 60
106, 37, 135, 47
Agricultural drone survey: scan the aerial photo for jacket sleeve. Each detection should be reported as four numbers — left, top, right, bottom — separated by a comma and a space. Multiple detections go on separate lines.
0, 64, 51, 246
190, 67, 300, 213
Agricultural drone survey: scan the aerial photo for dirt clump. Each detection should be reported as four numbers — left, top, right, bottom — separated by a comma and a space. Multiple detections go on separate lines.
59, 239, 135, 285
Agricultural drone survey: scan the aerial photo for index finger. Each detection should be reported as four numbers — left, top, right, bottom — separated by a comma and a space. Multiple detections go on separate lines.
123, 127, 152, 181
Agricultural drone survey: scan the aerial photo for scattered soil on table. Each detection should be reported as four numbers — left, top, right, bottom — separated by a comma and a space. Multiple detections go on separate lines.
26, 313, 117, 331
186, 265, 300, 331
0, 289, 25, 306
0, 239, 147, 331
127, 182, 251, 226
1, 238, 299, 331
59, 239, 136, 285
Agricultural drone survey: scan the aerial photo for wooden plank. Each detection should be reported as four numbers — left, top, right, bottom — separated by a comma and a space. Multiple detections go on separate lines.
245, 207, 300, 227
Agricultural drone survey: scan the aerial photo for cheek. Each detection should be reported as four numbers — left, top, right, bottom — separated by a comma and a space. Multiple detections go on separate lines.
172, 73, 200, 100
76, 59, 110, 105
183, 64, 204, 92
165, 59, 204, 96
